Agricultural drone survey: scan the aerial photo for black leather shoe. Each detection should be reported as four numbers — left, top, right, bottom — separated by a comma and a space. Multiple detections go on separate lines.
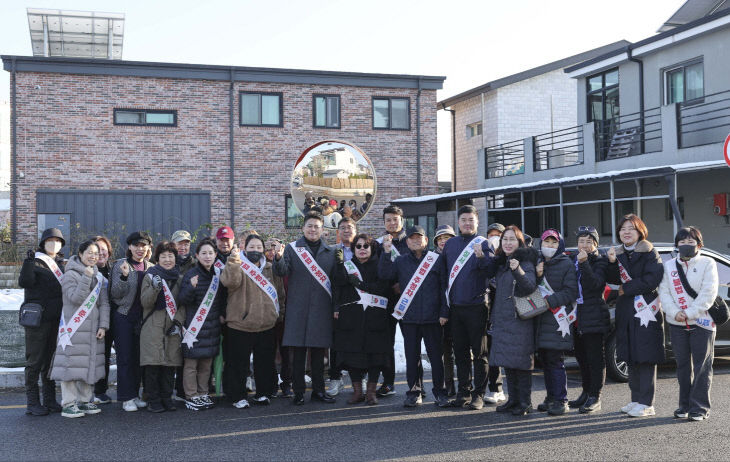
579, 396, 601, 414
147, 401, 166, 413
569, 391, 589, 409
496, 399, 518, 413
537, 396, 554, 412
292, 394, 305, 405
512, 403, 532, 416
311, 392, 336, 404
547, 400, 568, 416
162, 398, 177, 411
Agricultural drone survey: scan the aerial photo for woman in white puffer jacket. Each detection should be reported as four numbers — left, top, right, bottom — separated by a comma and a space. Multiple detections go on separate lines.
659, 226, 718, 422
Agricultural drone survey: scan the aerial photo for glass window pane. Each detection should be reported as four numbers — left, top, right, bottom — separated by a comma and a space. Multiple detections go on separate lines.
605, 87, 620, 120
588, 94, 603, 121
327, 97, 339, 127
115, 111, 144, 124
685, 63, 703, 101
588, 75, 603, 92
373, 99, 389, 128
314, 97, 326, 127
476, 123, 482, 135
391, 98, 409, 129
261, 95, 280, 125
605, 69, 619, 87
241, 94, 260, 124
146, 112, 174, 124
667, 69, 684, 104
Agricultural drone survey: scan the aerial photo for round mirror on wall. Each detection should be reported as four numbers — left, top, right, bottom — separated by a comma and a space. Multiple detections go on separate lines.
291, 140, 376, 228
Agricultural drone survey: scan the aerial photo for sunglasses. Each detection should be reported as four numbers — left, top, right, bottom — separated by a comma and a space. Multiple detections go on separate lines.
577, 226, 596, 233
355, 244, 370, 250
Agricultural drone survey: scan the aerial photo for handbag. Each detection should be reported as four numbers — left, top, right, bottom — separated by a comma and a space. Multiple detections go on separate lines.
19, 303, 44, 328
675, 260, 729, 326
512, 279, 549, 320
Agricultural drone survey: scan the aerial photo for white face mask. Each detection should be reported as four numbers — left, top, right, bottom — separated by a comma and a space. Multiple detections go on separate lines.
488, 236, 500, 250
44, 240, 62, 255
541, 246, 557, 259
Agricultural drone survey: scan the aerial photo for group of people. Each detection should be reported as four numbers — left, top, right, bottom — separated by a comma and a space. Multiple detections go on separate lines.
302, 192, 373, 227
20, 204, 719, 423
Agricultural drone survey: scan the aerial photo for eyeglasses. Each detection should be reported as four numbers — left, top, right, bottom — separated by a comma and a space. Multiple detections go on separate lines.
578, 226, 596, 233
355, 244, 370, 249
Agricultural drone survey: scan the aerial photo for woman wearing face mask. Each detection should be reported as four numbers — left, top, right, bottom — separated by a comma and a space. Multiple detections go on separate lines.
659, 226, 718, 422
92, 235, 115, 405
140, 241, 185, 413
569, 226, 610, 414
606, 214, 664, 418
19, 228, 66, 416
220, 235, 285, 408
534, 229, 579, 416
489, 225, 539, 416
50, 240, 110, 418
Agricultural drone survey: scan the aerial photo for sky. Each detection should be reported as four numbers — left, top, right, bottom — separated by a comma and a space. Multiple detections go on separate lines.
0, 0, 687, 181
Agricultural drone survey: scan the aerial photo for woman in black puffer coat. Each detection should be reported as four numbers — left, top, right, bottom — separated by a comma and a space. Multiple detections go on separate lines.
333, 234, 389, 405
177, 238, 223, 410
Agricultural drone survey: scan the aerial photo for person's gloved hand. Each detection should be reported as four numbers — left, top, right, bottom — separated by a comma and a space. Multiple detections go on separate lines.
335, 248, 344, 265
26, 249, 35, 261
152, 275, 163, 290
347, 274, 362, 288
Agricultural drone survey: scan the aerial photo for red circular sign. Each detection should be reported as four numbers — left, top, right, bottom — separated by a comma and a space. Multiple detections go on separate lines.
725, 133, 730, 167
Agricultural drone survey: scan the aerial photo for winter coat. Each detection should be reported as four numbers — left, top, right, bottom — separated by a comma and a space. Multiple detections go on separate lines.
273, 237, 336, 348
333, 254, 391, 354
109, 258, 153, 316
441, 234, 493, 306
220, 256, 286, 333
178, 262, 223, 359
378, 249, 448, 324
139, 266, 185, 367
573, 251, 610, 334
606, 240, 665, 364
536, 252, 579, 351
49, 256, 110, 383
659, 254, 718, 328
19, 252, 65, 323
488, 247, 538, 371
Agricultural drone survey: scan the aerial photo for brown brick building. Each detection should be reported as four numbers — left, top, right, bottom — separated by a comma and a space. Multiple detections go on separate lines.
2, 56, 444, 251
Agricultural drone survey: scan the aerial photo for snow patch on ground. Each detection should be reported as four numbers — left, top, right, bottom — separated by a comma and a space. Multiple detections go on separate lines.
0, 289, 23, 311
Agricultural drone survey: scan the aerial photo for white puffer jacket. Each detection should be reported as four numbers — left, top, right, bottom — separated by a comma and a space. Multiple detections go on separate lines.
659, 254, 718, 327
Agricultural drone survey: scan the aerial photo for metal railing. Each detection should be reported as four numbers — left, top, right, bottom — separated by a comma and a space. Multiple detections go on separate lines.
677, 89, 730, 148
533, 125, 583, 171
595, 107, 662, 161
484, 139, 525, 179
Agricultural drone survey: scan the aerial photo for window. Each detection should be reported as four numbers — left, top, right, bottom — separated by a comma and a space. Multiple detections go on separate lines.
114, 109, 177, 126
587, 68, 619, 123
240, 92, 282, 127
665, 59, 704, 104
313, 95, 340, 128
372, 97, 410, 130
286, 195, 304, 228
466, 122, 482, 139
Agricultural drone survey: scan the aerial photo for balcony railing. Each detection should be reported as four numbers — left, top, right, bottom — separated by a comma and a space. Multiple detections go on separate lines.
485, 139, 525, 179
677, 89, 730, 148
533, 125, 583, 171
595, 107, 662, 161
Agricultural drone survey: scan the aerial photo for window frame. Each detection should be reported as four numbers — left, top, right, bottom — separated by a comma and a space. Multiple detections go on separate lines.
372, 96, 411, 131
312, 94, 341, 129
239, 91, 284, 127
586, 68, 619, 123
113, 109, 178, 127
663, 57, 704, 105
466, 122, 483, 139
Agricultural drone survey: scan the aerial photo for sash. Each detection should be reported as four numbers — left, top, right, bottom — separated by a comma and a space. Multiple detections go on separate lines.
214, 259, 225, 271
669, 261, 715, 331
617, 260, 661, 327
537, 277, 576, 338
393, 251, 439, 320
57, 273, 103, 351
148, 274, 178, 321
289, 242, 332, 297
343, 260, 388, 310
446, 236, 487, 306
376, 236, 401, 262
239, 255, 280, 314
182, 271, 221, 348
35, 252, 63, 284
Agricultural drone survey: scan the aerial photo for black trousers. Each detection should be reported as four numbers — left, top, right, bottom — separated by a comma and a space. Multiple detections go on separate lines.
400, 322, 445, 398
573, 332, 605, 397
328, 349, 342, 381
442, 322, 455, 384
144, 366, 175, 403
380, 316, 398, 386
505, 368, 532, 406
486, 327, 502, 392
292, 347, 326, 395
94, 321, 114, 395
349, 366, 381, 384
24, 321, 57, 392
451, 303, 489, 396
273, 321, 292, 391
224, 327, 276, 401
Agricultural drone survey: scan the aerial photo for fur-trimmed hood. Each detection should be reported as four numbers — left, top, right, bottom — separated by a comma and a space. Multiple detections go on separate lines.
511, 246, 539, 266
615, 239, 654, 255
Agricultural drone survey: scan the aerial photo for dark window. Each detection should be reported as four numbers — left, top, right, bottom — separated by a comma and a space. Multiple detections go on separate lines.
372, 97, 410, 130
313, 95, 340, 128
587, 68, 619, 123
114, 109, 177, 126
240, 92, 283, 127
665, 59, 704, 104
286, 195, 303, 228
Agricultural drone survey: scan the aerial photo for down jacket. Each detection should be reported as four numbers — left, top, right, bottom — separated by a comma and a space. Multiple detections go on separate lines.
536, 250, 579, 351
18, 252, 65, 323
139, 266, 185, 367
572, 250, 610, 334
178, 262, 223, 359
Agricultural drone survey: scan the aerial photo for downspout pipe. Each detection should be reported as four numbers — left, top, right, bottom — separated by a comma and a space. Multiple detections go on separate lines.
10, 57, 17, 242
229, 68, 235, 229
627, 47, 645, 154
441, 103, 456, 192
416, 77, 422, 194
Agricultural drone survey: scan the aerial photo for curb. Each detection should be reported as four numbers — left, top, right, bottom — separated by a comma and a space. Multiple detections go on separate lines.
0, 366, 117, 388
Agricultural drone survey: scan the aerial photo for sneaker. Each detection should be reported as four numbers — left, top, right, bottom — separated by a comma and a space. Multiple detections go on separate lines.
537, 397, 554, 412
326, 378, 344, 396
252, 395, 270, 405
674, 408, 689, 419
200, 395, 215, 409
304, 375, 312, 387
133, 397, 147, 409
452, 394, 472, 408
627, 404, 655, 417
484, 391, 505, 404
93, 393, 112, 405
688, 412, 706, 422
185, 397, 205, 411
547, 401, 569, 416
468, 395, 485, 410
376, 384, 396, 397
122, 399, 138, 412
620, 402, 639, 414
61, 404, 84, 418
435, 395, 451, 408
403, 394, 422, 407
78, 402, 102, 415
233, 399, 250, 409
280, 385, 294, 398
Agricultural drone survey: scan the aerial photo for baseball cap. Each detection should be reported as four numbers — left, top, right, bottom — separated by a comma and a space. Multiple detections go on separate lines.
406, 225, 427, 238
541, 229, 561, 242
171, 230, 191, 243
216, 226, 235, 240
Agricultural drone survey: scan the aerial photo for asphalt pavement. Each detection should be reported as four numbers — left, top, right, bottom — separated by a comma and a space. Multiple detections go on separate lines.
3, 359, 730, 461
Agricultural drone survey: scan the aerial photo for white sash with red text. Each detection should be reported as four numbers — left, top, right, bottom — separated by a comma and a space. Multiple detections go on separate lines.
393, 251, 439, 320
343, 260, 388, 310
182, 270, 220, 348
537, 277, 576, 337
446, 236, 486, 306
618, 260, 661, 327
57, 274, 103, 351
148, 274, 178, 321
214, 259, 225, 271
669, 260, 715, 331
35, 252, 63, 284
290, 242, 332, 297
239, 254, 280, 314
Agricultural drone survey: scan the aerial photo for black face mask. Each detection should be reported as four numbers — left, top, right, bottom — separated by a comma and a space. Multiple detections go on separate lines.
245, 251, 263, 263
678, 244, 698, 259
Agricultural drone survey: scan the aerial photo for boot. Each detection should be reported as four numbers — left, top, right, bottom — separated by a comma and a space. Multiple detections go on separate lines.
26, 383, 49, 416
347, 381, 365, 404
497, 370, 518, 412
42, 380, 62, 413
569, 391, 589, 409
496, 396, 518, 413
512, 371, 532, 416
365, 382, 379, 405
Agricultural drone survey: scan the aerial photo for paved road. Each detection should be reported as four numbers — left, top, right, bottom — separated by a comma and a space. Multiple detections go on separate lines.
3, 360, 730, 461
